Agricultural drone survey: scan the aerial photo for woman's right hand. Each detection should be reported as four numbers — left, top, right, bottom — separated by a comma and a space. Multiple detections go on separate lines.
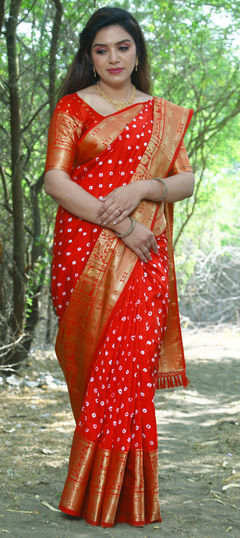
121, 221, 159, 263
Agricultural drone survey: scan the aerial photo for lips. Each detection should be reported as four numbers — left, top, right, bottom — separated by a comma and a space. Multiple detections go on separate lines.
107, 68, 124, 74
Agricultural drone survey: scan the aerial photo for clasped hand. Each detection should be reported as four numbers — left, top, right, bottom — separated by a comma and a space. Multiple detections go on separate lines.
96, 182, 158, 263
96, 183, 142, 226
121, 222, 159, 263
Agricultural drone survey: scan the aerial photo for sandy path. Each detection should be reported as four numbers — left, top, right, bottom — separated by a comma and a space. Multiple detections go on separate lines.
0, 326, 239, 537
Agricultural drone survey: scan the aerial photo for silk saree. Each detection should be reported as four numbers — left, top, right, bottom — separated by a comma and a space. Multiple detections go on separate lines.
45, 93, 193, 527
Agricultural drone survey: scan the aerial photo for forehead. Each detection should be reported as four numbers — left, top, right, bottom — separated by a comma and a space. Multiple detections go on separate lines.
92, 25, 134, 46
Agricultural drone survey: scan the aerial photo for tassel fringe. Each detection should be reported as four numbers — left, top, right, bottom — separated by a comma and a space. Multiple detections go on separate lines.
156, 372, 189, 390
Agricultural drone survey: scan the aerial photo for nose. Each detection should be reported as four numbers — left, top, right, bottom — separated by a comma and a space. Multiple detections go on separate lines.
109, 47, 120, 64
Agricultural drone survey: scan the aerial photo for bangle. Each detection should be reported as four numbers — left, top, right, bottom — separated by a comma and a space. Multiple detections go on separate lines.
153, 177, 168, 202
115, 217, 136, 238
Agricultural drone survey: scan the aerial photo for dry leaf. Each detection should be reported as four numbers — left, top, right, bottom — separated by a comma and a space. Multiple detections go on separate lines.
223, 473, 240, 483
203, 497, 225, 505
210, 489, 223, 499
0, 426, 15, 433
211, 499, 226, 506
7, 509, 39, 514
35, 494, 60, 512
222, 483, 240, 491
41, 448, 54, 455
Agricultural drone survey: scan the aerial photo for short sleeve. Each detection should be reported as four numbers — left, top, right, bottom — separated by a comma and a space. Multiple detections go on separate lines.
168, 142, 192, 176
45, 96, 83, 174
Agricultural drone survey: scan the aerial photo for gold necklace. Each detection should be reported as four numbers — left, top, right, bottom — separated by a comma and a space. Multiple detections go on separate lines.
96, 82, 136, 111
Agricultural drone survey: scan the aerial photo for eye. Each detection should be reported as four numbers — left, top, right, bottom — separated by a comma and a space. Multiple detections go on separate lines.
119, 46, 129, 51
96, 49, 107, 54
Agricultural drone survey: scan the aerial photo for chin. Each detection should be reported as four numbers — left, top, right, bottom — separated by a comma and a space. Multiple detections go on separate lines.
101, 73, 132, 86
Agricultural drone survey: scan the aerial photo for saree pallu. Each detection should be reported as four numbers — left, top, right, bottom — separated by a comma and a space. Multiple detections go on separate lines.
45, 94, 193, 526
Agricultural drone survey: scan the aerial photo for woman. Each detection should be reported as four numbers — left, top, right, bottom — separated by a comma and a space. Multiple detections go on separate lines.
44, 6, 194, 528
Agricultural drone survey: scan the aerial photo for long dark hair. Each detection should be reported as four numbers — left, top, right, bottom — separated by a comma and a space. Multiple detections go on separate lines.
60, 7, 151, 97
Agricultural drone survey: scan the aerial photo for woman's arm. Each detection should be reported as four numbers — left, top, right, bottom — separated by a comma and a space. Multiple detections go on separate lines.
96, 171, 194, 226
44, 169, 141, 237
44, 169, 159, 263
44, 169, 103, 223
144, 171, 195, 203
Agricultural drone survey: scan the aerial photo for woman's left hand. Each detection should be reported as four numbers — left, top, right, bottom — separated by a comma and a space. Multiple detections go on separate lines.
96, 182, 146, 226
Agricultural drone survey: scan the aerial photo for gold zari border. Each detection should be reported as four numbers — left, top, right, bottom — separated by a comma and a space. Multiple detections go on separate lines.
59, 432, 161, 527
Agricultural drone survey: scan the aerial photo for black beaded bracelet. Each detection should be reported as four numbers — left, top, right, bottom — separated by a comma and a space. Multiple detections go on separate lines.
115, 217, 136, 238
153, 177, 168, 202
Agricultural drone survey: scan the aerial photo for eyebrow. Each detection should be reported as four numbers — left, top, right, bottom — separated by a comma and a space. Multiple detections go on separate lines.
93, 39, 132, 48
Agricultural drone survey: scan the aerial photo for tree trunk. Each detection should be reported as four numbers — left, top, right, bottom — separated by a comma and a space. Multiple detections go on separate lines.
0, 0, 5, 35
17, 0, 63, 359
6, 0, 25, 345
49, 0, 63, 116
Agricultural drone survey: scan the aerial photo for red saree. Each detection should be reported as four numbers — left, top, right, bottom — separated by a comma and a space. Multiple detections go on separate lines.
45, 93, 193, 527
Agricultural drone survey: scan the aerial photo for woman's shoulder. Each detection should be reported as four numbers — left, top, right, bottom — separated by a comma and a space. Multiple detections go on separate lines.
54, 93, 85, 117
76, 85, 98, 99
74, 86, 100, 109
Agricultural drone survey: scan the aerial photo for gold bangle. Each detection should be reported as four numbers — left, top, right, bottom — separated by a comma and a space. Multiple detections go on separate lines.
115, 217, 136, 238
153, 177, 168, 202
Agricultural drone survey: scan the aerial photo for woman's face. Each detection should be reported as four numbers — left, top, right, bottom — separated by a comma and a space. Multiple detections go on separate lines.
91, 25, 137, 87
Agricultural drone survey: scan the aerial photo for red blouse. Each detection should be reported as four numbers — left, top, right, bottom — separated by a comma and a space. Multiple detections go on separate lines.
45, 93, 192, 177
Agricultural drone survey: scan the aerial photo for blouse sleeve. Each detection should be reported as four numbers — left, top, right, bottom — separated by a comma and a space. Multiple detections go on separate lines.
45, 96, 83, 174
168, 142, 192, 176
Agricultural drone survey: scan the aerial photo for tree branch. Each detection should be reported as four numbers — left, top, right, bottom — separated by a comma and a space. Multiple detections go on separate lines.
49, 0, 63, 116
0, 163, 10, 209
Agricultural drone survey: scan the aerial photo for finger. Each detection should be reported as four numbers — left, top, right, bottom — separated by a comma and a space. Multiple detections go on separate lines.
111, 209, 129, 225
136, 248, 148, 263
142, 247, 152, 261
150, 235, 159, 255
103, 207, 122, 226
96, 200, 113, 218
97, 203, 119, 223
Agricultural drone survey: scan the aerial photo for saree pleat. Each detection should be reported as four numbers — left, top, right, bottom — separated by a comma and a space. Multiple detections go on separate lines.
59, 434, 160, 526
45, 94, 193, 526
58, 233, 169, 525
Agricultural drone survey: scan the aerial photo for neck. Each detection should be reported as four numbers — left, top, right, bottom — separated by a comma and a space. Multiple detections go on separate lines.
98, 79, 133, 99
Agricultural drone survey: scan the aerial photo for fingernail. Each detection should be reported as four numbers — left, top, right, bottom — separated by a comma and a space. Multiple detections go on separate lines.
113, 220, 117, 225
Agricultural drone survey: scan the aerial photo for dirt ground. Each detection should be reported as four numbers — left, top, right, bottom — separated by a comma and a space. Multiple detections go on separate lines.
0, 325, 240, 538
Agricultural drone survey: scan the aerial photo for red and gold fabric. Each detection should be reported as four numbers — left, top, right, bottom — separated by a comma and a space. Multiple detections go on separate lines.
45, 93, 193, 526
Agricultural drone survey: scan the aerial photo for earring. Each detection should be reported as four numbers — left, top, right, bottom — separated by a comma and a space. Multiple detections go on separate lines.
93, 66, 97, 78
135, 58, 139, 72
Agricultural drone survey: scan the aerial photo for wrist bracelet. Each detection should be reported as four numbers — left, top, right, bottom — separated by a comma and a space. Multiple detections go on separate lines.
115, 217, 136, 238
153, 177, 168, 202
